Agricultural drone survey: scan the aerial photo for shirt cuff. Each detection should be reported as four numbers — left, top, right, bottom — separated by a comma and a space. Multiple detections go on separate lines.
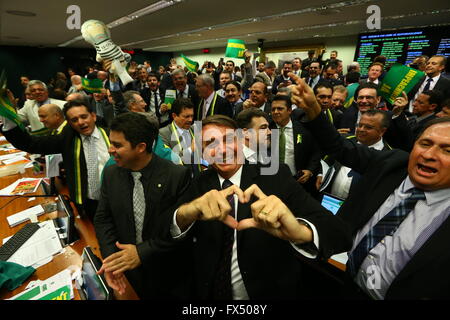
290, 218, 319, 259
170, 208, 195, 239
0, 116, 18, 131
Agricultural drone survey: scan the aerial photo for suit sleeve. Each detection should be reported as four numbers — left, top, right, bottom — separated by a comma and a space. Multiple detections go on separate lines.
278, 164, 352, 259
1, 125, 64, 155
303, 112, 381, 175
94, 166, 120, 259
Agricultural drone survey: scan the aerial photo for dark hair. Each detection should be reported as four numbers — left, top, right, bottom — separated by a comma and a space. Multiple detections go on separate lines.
355, 82, 379, 100
235, 107, 269, 129
225, 80, 242, 92
63, 99, 93, 117
369, 62, 384, 70
226, 60, 235, 67
314, 81, 333, 95
147, 72, 160, 82
272, 94, 292, 109
283, 60, 293, 67
361, 109, 390, 129
441, 98, 450, 108
421, 90, 443, 108
373, 55, 387, 65
110, 112, 157, 153
346, 71, 361, 84
416, 116, 450, 140
202, 114, 238, 130
172, 98, 194, 116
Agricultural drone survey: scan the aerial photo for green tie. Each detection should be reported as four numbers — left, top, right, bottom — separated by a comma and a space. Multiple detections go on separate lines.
279, 127, 286, 163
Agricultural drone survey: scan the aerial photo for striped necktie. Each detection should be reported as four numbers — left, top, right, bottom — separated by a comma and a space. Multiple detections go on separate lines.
348, 188, 425, 277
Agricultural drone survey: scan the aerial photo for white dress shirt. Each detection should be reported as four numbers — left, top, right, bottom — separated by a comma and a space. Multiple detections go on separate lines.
330, 139, 385, 199
80, 127, 110, 200
276, 120, 296, 176
408, 74, 441, 113
202, 91, 216, 119
18, 98, 66, 131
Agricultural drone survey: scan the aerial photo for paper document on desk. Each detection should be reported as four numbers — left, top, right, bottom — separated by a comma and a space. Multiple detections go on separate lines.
0, 177, 42, 196
7, 221, 63, 268
0, 151, 27, 161
8, 269, 74, 300
6, 204, 45, 227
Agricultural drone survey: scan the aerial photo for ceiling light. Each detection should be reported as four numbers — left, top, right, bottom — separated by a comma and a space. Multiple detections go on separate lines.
6, 10, 36, 17
59, 0, 184, 47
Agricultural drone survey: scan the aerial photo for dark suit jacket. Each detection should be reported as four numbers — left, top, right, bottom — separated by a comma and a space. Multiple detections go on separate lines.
94, 155, 192, 299
234, 101, 272, 119
159, 72, 173, 93
166, 84, 200, 107
171, 164, 351, 299
89, 97, 115, 129
408, 74, 450, 102
1, 124, 106, 207
305, 112, 450, 299
125, 79, 148, 93
195, 92, 233, 120
272, 75, 296, 95
338, 104, 359, 133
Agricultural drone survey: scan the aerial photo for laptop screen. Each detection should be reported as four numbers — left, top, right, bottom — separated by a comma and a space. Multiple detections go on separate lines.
54, 195, 79, 245
321, 194, 344, 215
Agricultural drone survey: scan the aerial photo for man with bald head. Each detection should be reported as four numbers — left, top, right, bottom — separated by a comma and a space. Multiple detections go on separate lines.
38, 104, 67, 134
18, 80, 66, 131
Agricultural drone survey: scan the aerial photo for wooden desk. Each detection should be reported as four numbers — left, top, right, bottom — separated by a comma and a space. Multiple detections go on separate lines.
0, 168, 139, 300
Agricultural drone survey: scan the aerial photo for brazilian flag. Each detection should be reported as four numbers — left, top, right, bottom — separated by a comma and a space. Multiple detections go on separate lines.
0, 70, 25, 130
181, 54, 199, 72
225, 39, 246, 59
81, 78, 104, 93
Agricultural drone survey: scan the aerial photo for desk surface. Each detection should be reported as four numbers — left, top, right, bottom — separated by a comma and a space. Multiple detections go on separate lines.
0, 166, 139, 300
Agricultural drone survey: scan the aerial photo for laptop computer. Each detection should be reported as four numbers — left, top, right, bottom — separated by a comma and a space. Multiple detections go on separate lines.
320, 193, 345, 215
53, 194, 80, 246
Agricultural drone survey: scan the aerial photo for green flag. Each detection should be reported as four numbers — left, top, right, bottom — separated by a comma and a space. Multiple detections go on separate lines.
181, 54, 199, 72
344, 83, 359, 108
225, 39, 246, 59
81, 78, 104, 93
379, 63, 425, 104
0, 70, 25, 130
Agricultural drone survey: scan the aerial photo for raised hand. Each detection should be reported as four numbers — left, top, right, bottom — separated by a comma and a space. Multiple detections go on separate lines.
237, 184, 313, 244
392, 91, 409, 117
287, 73, 322, 120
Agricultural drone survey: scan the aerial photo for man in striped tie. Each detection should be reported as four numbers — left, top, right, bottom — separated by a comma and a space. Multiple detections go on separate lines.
290, 71, 450, 300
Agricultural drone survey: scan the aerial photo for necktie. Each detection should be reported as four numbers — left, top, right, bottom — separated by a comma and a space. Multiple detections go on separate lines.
212, 179, 235, 300
178, 90, 184, 98
131, 172, 146, 244
308, 78, 314, 87
279, 127, 286, 163
153, 91, 158, 113
85, 136, 100, 200
423, 78, 433, 92
201, 100, 207, 119
348, 188, 426, 277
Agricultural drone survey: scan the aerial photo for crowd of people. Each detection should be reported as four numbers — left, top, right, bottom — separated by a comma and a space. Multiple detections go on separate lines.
1, 48, 450, 300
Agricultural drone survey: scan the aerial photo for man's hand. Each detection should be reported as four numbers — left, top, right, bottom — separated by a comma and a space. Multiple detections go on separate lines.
97, 242, 142, 276
237, 185, 313, 244
297, 169, 313, 184
337, 128, 351, 135
101, 270, 127, 295
288, 73, 322, 120
160, 104, 169, 113
243, 99, 256, 110
315, 176, 323, 190
6, 90, 17, 109
176, 185, 245, 231
392, 91, 409, 117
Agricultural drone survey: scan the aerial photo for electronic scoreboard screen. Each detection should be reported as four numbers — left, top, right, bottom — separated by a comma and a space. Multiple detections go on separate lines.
354, 26, 450, 75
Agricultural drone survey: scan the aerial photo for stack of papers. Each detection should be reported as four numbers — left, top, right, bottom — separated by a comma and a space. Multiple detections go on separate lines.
6, 204, 45, 227
8, 269, 74, 300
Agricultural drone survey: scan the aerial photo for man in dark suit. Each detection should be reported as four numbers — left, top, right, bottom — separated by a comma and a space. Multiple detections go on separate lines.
314, 82, 342, 129
169, 115, 351, 299
272, 61, 296, 95
290, 72, 450, 299
1, 99, 111, 220
125, 66, 149, 93
408, 55, 450, 113
235, 82, 272, 118
339, 82, 380, 134
194, 74, 232, 120
303, 61, 323, 90
270, 95, 321, 195
95, 112, 191, 299
408, 90, 441, 138
317, 110, 392, 199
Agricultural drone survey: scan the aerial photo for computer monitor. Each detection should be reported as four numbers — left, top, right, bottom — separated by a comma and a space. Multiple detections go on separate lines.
321, 193, 344, 215
81, 246, 111, 300
54, 194, 79, 246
